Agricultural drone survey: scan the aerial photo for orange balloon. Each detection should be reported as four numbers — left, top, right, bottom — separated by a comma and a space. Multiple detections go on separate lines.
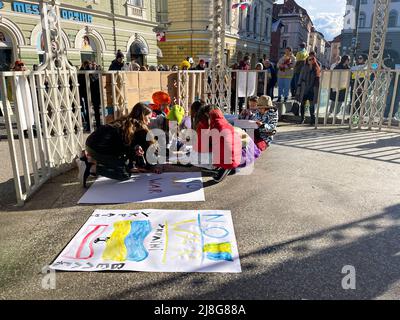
152, 91, 171, 105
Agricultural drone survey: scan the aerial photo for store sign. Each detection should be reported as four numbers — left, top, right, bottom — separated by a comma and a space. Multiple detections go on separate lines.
0, 1, 4, 10
60, 9, 93, 23
12, 1, 93, 23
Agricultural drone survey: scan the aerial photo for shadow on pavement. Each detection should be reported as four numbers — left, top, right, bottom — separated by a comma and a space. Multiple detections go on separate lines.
274, 128, 400, 165
102, 203, 400, 300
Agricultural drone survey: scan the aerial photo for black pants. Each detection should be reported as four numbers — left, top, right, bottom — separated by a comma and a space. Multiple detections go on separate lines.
300, 101, 316, 123
86, 146, 131, 181
238, 97, 245, 114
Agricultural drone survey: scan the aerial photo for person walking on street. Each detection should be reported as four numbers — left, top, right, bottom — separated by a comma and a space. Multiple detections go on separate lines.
108, 50, 125, 71
292, 42, 309, 97
256, 62, 266, 96
239, 56, 251, 71
296, 55, 321, 125
195, 59, 206, 70
277, 47, 296, 102
330, 56, 341, 70
237, 56, 251, 112
263, 59, 277, 99
329, 55, 350, 115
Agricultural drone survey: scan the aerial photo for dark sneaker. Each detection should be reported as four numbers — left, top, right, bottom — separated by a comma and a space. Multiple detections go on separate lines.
213, 168, 231, 183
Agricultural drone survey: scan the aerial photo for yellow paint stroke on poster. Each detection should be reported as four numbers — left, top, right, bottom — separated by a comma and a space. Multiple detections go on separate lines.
203, 242, 233, 262
171, 219, 199, 236
102, 221, 131, 262
203, 242, 232, 254
162, 221, 168, 264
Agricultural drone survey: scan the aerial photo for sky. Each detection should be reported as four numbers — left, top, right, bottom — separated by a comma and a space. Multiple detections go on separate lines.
275, 0, 346, 41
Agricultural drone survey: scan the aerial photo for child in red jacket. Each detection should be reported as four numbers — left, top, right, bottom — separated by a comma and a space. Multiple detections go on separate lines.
192, 105, 242, 182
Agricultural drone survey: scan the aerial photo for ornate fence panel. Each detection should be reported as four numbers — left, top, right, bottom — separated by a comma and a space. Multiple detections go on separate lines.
0, 67, 84, 205
0, 0, 84, 205
315, 69, 400, 131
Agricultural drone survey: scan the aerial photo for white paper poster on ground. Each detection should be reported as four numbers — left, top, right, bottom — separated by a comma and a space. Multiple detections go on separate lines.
237, 72, 256, 98
234, 119, 258, 129
50, 209, 241, 273
78, 172, 205, 204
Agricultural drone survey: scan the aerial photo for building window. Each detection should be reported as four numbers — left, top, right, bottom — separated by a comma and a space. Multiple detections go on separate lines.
265, 16, 269, 40
0, 31, 13, 71
127, 0, 143, 7
226, 0, 232, 26
246, 8, 251, 33
282, 40, 287, 49
389, 10, 398, 27
80, 35, 99, 64
156, 0, 168, 23
253, 6, 257, 36
358, 12, 366, 28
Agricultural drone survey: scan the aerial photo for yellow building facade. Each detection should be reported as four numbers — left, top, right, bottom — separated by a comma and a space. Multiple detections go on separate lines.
156, 0, 274, 68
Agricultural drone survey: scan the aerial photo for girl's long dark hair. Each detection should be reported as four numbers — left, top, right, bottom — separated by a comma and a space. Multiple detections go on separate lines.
110, 102, 153, 145
190, 100, 205, 129
194, 104, 219, 130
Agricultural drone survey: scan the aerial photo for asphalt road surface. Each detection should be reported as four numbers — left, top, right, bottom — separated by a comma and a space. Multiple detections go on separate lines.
1, 125, 400, 300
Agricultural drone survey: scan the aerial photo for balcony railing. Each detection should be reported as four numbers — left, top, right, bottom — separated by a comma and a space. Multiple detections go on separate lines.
127, 0, 145, 18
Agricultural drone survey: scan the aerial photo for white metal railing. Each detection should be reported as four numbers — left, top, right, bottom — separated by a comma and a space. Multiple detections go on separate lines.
316, 69, 400, 131
0, 68, 84, 205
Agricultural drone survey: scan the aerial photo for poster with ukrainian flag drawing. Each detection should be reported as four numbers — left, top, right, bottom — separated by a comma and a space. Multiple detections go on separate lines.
50, 209, 241, 273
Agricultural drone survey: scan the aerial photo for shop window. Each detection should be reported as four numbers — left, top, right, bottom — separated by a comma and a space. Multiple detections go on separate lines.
0, 31, 13, 71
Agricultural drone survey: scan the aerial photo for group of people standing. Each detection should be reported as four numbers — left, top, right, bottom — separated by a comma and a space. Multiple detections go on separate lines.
275, 43, 322, 125
233, 44, 320, 125
108, 50, 207, 72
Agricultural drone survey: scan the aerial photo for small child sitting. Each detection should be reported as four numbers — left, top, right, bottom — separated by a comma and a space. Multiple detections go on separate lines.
239, 96, 258, 120
253, 95, 278, 151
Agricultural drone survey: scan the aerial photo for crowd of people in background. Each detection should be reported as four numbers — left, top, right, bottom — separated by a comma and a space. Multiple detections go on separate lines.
107, 50, 205, 73
3, 46, 371, 134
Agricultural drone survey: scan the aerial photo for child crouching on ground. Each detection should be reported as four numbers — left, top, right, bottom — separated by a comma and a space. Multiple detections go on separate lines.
253, 95, 278, 151
76, 103, 161, 187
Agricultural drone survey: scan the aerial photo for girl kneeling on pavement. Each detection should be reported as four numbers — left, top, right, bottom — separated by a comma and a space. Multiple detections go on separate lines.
77, 102, 161, 187
190, 105, 242, 182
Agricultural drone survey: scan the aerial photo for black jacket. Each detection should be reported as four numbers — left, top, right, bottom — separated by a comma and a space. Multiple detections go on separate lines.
86, 125, 154, 164
108, 60, 124, 71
